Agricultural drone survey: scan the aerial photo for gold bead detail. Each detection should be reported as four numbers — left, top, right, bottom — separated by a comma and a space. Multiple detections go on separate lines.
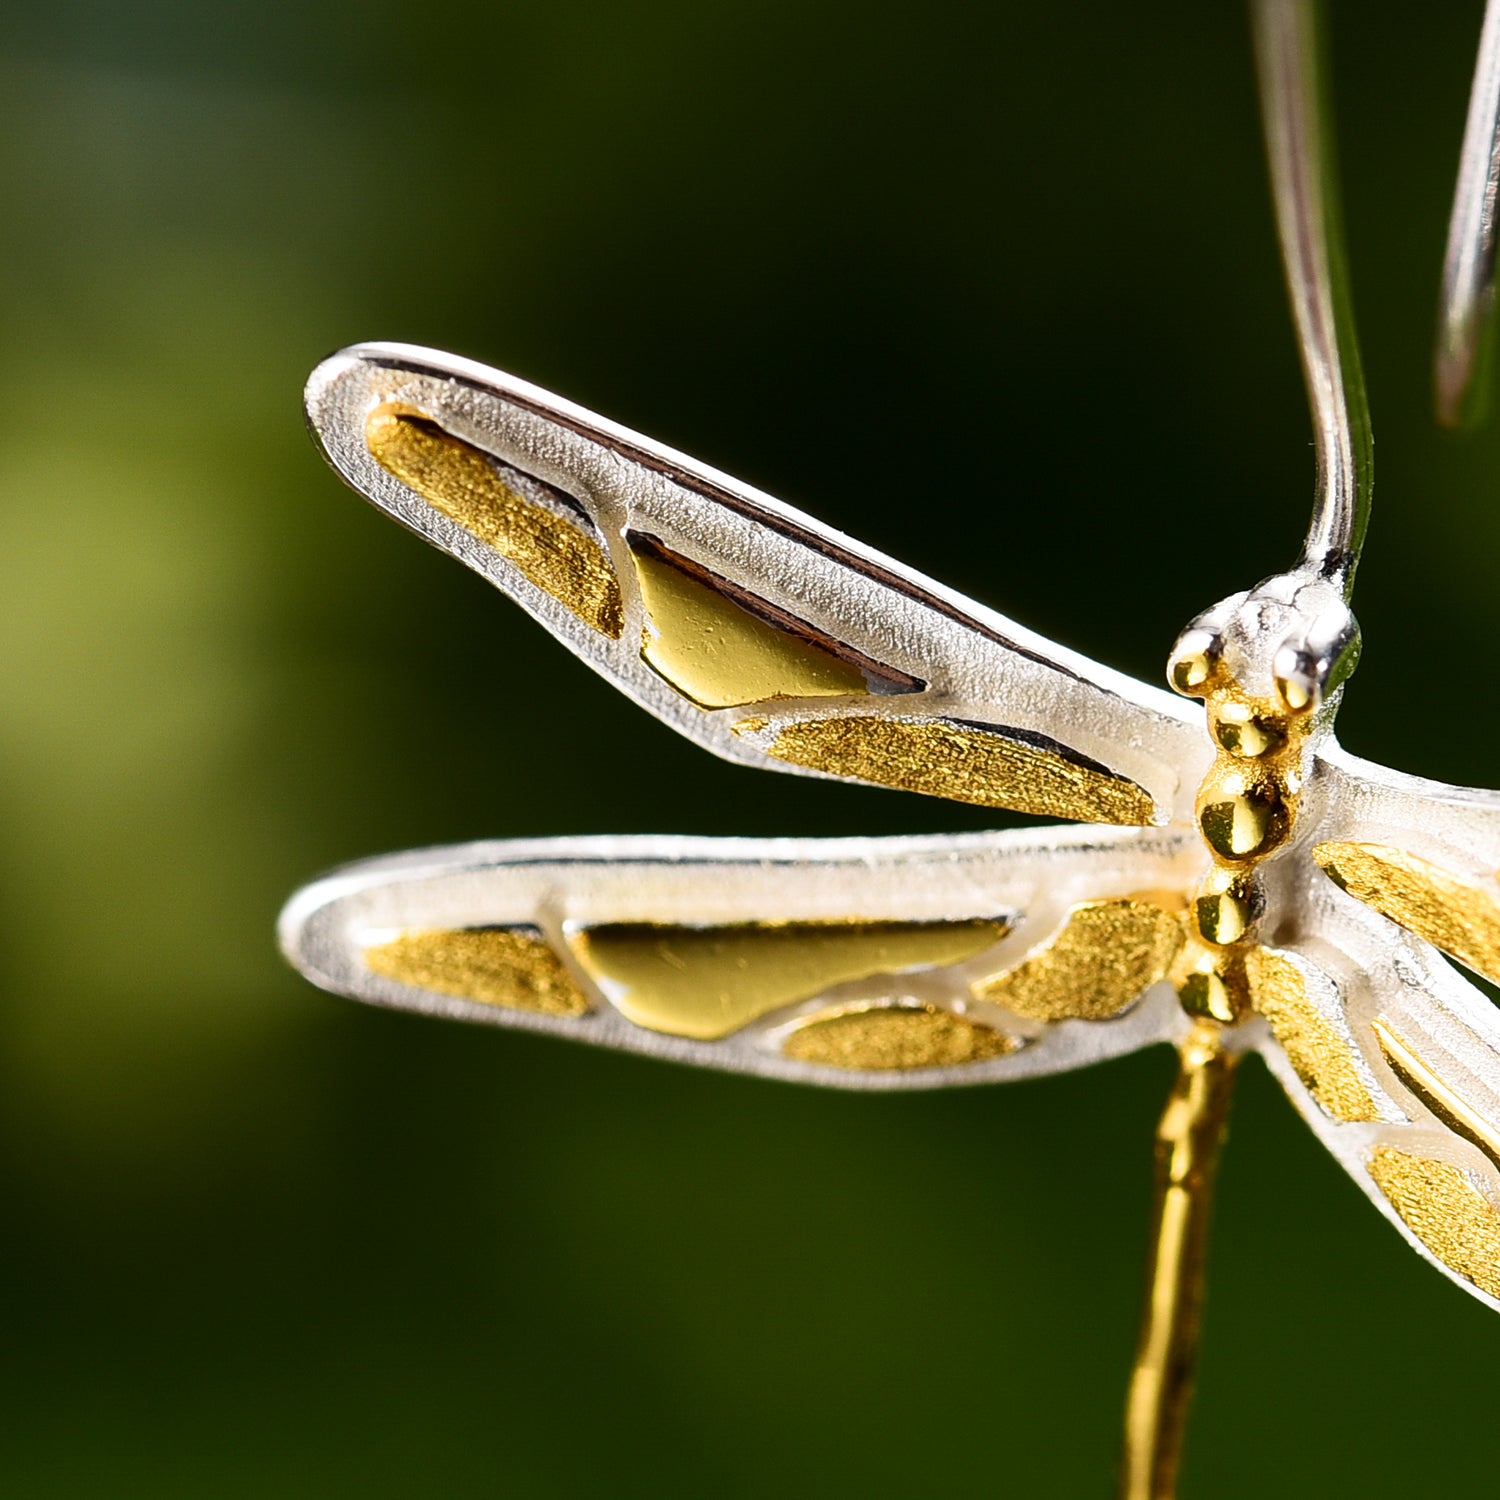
1194, 871, 1261, 946
1198, 771, 1289, 862
1212, 701, 1285, 759
1173, 948, 1247, 1024
1170, 651, 1213, 696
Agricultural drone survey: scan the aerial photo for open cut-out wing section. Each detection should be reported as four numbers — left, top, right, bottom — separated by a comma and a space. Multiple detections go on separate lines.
280, 825, 1201, 1091
305, 344, 1207, 826
1253, 875, 1500, 1312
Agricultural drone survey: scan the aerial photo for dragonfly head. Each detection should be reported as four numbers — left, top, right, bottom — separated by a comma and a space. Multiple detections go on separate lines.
1166, 570, 1361, 722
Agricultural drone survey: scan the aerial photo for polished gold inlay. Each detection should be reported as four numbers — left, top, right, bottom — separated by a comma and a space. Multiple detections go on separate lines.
628, 536, 913, 709
1314, 841, 1500, 984
364, 926, 590, 1016
570, 918, 1009, 1041
1368, 1146, 1500, 1300
782, 1004, 1014, 1070
365, 404, 624, 637
1372, 1019, 1500, 1170
1244, 947, 1376, 1122
748, 715, 1155, 825
974, 899, 1182, 1022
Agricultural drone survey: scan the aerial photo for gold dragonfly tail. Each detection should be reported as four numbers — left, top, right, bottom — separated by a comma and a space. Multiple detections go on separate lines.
1118, 1024, 1238, 1500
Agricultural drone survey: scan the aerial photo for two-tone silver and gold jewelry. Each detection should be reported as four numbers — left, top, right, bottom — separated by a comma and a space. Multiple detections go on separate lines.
280, 2, 1500, 1495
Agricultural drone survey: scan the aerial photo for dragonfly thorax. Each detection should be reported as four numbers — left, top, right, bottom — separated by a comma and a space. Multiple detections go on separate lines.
1163, 570, 1355, 1023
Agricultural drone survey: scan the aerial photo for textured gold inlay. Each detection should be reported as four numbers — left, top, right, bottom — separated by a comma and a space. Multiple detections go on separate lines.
1314, 841, 1500, 984
1372, 1019, 1500, 1170
1368, 1146, 1500, 1300
1243, 947, 1376, 1122
365, 404, 624, 637
782, 1004, 1014, 1070
750, 715, 1155, 824
570, 918, 1008, 1041
628, 536, 913, 709
365, 927, 590, 1016
974, 899, 1182, 1021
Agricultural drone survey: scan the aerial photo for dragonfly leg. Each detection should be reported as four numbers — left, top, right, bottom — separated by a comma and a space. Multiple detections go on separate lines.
1118, 1023, 1238, 1500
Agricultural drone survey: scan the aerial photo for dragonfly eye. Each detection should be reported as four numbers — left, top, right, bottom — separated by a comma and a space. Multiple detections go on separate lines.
1173, 574, 1359, 723
1273, 650, 1317, 713
1167, 628, 1221, 698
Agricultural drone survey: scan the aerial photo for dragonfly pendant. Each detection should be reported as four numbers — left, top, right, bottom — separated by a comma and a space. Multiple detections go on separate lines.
279, 3, 1500, 1494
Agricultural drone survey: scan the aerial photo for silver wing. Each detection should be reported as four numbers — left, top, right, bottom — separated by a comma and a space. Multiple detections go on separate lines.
1254, 745, 1500, 1311
280, 825, 1202, 1092
1315, 742, 1500, 881
305, 343, 1208, 827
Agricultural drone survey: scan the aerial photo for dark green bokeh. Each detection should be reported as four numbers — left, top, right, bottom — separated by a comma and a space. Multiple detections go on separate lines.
2, 2, 1497, 1494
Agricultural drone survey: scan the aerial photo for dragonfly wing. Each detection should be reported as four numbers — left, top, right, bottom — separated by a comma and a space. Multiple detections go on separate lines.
281, 825, 1201, 1091
1254, 875, 1500, 1312
1309, 744, 1500, 1012
305, 343, 1206, 826
1315, 743, 1500, 884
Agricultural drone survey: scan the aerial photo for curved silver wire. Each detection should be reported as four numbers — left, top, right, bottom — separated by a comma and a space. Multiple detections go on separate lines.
1252, 0, 1373, 597
1436, 0, 1500, 429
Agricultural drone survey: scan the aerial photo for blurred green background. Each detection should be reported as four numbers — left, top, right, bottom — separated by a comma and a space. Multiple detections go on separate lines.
3, 1, 1498, 1495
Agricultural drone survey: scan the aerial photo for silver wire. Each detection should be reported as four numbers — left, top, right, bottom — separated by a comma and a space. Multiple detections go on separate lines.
1436, 0, 1500, 429
1252, 0, 1373, 595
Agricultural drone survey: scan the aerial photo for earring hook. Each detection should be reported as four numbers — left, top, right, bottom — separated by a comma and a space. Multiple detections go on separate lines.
1165, 3, 1368, 716
1253, 0, 1373, 598
1436, 0, 1500, 429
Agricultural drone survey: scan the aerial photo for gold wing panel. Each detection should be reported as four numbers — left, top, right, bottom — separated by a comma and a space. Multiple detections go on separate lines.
735, 714, 1156, 825
365, 926, 590, 1016
1367, 1148, 1500, 1301
1244, 945, 1379, 1123
569, 919, 1008, 1041
780, 1006, 1016, 1070
366, 404, 624, 638
306, 344, 1207, 824
1313, 839, 1500, 985
974, 899, 1184, 1021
